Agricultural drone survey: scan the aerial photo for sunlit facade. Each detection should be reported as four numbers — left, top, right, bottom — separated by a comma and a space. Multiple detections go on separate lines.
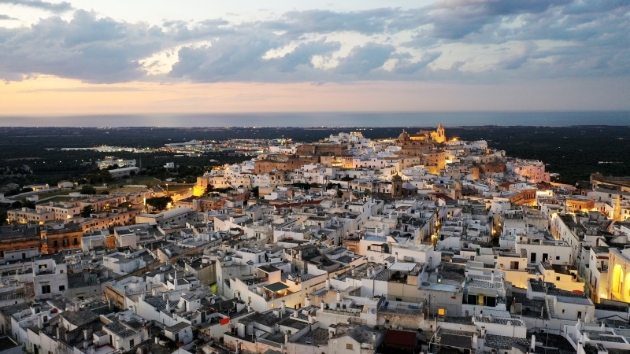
608, 248, 630, 302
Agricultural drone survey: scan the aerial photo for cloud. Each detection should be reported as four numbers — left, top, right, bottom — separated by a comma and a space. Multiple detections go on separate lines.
0, 1, 628, 84
425, 0, 572, 39
0, 0, 72, 13
0, 14, 17, 20
392, 51, 442, 74
0, 10, 170, 83
336, 43, 396, 76
499, 41, 538, 70
272, 39, 341, 73
264, 9, 407, 38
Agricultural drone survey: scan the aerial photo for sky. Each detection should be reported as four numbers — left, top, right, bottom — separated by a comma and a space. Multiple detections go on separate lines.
0, 0, 629, 115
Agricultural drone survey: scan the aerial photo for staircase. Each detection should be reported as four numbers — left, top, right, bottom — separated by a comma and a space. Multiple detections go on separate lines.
546, 298, 557, 319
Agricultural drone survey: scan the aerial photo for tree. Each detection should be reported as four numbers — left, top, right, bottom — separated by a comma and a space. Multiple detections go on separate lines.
80, 205, 94, 217
146, 196, 172, 211
100, 190, 110, 195
81, 185, 96, 194
129, 170, 136, 176
118, 201, 132, 209
337, 190, 344, 198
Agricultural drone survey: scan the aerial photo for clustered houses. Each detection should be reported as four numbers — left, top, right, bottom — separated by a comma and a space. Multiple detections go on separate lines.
1, 125, 630, 354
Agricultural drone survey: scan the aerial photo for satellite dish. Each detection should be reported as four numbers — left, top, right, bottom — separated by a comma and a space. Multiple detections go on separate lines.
371, 309, 376, 314
379, 318, 385, 324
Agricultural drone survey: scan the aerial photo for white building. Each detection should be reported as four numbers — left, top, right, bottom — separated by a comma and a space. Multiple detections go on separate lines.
97, 157, 136, 170
32, 259, 68, 299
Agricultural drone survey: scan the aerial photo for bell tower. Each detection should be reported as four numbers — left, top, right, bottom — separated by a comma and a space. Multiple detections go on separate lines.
431, 123, 446, 143
392, 174, 403, 198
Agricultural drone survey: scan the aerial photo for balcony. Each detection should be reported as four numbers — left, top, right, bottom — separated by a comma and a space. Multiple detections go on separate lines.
35, 269, 55, 276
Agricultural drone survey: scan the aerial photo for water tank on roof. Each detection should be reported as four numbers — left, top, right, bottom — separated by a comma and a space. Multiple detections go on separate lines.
225, 256, 232, 261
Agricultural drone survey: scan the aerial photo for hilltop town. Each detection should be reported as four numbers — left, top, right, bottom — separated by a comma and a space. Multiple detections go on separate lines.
0, 125, 629, 354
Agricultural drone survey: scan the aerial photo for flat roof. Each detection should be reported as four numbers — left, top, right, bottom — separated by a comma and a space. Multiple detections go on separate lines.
389, 262, 417, 272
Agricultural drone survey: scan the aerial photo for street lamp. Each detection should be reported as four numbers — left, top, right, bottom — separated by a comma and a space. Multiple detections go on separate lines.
166, 183, 169, 196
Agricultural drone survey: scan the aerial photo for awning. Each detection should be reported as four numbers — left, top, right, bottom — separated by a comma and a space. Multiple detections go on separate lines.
265, 282, 290, 292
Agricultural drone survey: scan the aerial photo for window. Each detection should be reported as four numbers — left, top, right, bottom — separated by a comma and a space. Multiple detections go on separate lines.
556, 256, 560, 260
437, 308, 446, 316
346, 344, 353, 350
53, 241, 58, 247
577, 311, 582, 319
59, 285, 65, 291
556, 276, 561, 281
129, 339, 134, 347
562, 309, 565, 313
41, 285, 51, 294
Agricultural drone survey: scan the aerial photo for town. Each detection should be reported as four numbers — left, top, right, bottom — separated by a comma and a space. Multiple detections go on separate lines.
0, 125, 629, 354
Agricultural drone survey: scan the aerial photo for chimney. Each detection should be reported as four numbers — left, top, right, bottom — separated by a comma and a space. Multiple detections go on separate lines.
326, 279, 331, 290
284, 331, 289, 344
56, 326, 60, 340
155, 336, 159, 344
281, 300, 286, 316
530, 334, 536, 352
473, 332, 478, 348
336, 291, 342, 302
305, 296, 311, 307
320, 300, 325, 311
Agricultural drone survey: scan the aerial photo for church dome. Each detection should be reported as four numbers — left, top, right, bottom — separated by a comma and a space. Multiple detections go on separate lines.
398, 129, 410, 141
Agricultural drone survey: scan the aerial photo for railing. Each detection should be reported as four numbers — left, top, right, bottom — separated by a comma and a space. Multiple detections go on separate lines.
323, 308, 361, 317
35, 269, 55, 276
